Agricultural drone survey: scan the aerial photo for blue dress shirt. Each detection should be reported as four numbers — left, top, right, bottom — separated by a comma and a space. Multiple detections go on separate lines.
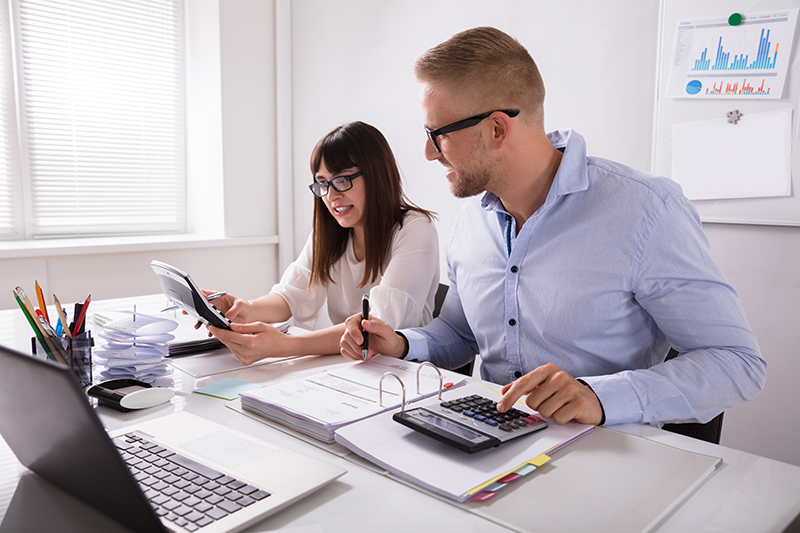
402, 129, 766, 426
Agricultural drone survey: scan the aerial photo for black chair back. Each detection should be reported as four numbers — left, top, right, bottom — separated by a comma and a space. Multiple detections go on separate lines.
432, 284, 475, 377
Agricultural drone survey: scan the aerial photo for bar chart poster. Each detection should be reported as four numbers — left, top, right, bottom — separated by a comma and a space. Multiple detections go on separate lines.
666, 9, 798, 99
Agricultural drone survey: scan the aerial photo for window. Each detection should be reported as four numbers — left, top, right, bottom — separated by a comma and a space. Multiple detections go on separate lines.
0, 0, 185, 240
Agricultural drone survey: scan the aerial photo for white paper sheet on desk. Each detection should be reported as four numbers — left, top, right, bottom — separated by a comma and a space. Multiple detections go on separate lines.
334, 381, 594, 503
671, 109, 792, 201
241, 356, 466, 427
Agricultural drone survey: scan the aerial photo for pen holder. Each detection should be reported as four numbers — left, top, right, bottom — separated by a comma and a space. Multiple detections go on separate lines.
32, 331, 94, 388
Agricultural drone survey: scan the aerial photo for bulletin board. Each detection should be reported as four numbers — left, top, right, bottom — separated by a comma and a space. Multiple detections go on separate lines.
653, 0, 800, 225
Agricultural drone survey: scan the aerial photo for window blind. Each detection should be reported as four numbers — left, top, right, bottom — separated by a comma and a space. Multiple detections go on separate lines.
0, 1, 19, 238
17, 0, 185, 237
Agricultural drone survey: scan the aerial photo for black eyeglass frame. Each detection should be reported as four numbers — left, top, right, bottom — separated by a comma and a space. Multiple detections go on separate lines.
425, 109, 520, 153
308, 171, 363, 197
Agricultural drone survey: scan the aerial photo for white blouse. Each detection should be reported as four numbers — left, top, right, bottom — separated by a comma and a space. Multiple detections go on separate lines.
271, 211, 440, 330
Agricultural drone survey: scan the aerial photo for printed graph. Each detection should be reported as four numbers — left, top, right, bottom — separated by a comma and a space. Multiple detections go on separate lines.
692, 29, 780, 72
666, 9, 798, 99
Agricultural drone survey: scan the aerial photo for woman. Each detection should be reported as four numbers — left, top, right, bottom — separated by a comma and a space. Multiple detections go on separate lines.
206, 121, 439, 365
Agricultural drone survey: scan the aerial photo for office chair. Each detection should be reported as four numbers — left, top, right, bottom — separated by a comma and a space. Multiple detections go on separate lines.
432, 283, 475, 377
660, 348, 724, 444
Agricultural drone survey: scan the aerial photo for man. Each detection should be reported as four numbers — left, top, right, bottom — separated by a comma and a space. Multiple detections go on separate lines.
340, 26, 766, 427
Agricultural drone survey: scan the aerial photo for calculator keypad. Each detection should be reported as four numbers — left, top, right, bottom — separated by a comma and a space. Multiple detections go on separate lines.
438, 394, 546, 441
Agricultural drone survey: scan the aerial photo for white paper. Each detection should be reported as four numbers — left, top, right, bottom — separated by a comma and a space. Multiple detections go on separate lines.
334, 381, 594, 502
666, 9, 798, 99
241, 356, 466, 428
102, 312, 178, 336
671, 109, 792, 200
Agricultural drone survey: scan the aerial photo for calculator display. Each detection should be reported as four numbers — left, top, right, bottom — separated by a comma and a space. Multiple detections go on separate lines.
393, 393, 548, 454
414, 409, 488, 443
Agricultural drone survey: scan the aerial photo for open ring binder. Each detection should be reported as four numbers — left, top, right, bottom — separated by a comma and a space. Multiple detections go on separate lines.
378, 372, 406, 413
416, 361, 444, 400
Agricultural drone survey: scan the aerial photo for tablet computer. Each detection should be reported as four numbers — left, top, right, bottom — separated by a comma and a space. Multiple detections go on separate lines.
150, 260, 232, 330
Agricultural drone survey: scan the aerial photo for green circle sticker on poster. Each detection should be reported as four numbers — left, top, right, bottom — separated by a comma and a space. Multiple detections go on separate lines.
728, 13, 743, 26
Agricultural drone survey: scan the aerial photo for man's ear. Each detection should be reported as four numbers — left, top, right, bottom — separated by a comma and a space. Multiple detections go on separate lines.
489, 112, 512, 150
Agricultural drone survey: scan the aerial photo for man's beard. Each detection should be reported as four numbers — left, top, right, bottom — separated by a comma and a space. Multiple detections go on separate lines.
448, 153, 497, 198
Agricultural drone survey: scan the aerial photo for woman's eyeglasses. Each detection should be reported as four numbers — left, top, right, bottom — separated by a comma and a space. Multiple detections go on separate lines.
308, 171, 362, 197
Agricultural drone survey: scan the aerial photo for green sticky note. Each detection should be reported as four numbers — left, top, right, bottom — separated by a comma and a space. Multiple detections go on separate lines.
193, 378, 262, 400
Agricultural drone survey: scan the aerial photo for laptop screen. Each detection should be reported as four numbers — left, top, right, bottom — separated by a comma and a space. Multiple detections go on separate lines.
0, 344, 165, 532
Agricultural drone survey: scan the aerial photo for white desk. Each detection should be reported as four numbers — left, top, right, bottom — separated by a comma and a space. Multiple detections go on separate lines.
1, 295, 799, 532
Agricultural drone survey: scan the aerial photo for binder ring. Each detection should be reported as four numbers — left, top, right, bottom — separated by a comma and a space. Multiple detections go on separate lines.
416, 361, 444, 400
379, 372, 406, 414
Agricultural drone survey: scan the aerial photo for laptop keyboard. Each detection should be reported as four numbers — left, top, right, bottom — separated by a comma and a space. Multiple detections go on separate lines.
113, 432, 271, 531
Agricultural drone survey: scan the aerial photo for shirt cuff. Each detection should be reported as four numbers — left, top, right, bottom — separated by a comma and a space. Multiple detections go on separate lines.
579, 372, 643, 426
397, 328, 431, 363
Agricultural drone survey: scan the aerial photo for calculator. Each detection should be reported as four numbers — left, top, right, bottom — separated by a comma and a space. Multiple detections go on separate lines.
393, 393, 548, 454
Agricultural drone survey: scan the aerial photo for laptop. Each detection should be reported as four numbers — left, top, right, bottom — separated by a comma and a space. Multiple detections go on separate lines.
0, 344, 346, 532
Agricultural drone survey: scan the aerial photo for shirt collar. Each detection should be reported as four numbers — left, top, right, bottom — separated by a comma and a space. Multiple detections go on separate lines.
481, 129, 589, 213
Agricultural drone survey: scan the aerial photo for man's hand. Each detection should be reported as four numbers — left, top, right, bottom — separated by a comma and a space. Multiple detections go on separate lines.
340, 313, 406, 361
497, 363, 604, 426
208, 322, 285, 366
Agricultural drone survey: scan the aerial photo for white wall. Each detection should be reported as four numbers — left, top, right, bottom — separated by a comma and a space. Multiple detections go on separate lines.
288, 0, 659, 280
287, 0, 800, 467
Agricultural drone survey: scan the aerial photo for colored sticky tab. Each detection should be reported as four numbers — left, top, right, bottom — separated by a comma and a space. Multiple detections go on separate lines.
530, 454, 551, 467
498, 472, 521, 484
514, 463, 538, 476
482, 482, 507, 493
468, 491, 497, 502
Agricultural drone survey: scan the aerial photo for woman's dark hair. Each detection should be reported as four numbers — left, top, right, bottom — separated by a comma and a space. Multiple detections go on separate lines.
308, 121, 434, 288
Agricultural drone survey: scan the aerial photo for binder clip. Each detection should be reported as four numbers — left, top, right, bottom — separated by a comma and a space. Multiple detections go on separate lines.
87, 378, 174, 412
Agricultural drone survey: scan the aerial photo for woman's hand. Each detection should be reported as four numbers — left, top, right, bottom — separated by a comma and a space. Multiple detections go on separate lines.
200, 290, 257, 323
208, 322, 287, 365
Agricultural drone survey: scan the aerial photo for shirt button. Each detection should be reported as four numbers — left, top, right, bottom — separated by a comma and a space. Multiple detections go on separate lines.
510, 266, 518, 273
514, 371, 522, 378
508, 319, 516, 326
505, 214, 511, 221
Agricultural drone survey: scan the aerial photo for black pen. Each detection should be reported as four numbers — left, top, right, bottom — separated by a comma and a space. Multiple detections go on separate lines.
361, 295, 369, 361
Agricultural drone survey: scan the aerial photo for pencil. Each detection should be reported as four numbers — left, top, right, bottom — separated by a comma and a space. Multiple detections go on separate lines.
53, 294, 72, 339
35, 280, 50, 324
72, 294, 91, 336
16, 286, 65, 364
14, 293, 55, 362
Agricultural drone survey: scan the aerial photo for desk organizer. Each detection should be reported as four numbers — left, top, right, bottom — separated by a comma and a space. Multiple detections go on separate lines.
32, 331, 93, 388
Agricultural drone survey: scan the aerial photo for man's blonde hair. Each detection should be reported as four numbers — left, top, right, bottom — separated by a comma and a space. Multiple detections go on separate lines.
414, 27, 545, 127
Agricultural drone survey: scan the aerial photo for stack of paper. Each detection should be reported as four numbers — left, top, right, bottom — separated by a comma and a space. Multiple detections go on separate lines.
94, 312, 178, 383
239, 356, 469, 444
334, 381, 595, 503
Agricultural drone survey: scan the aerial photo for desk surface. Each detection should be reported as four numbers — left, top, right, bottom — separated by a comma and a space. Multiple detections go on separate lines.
1, 295, 799, 533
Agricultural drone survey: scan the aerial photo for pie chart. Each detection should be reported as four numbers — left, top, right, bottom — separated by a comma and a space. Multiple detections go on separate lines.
686, 80, 702, 95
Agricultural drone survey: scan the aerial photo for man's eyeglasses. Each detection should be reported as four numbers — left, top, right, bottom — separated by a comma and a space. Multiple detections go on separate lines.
425, 109, 520, 153
308, 171, 362, 197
